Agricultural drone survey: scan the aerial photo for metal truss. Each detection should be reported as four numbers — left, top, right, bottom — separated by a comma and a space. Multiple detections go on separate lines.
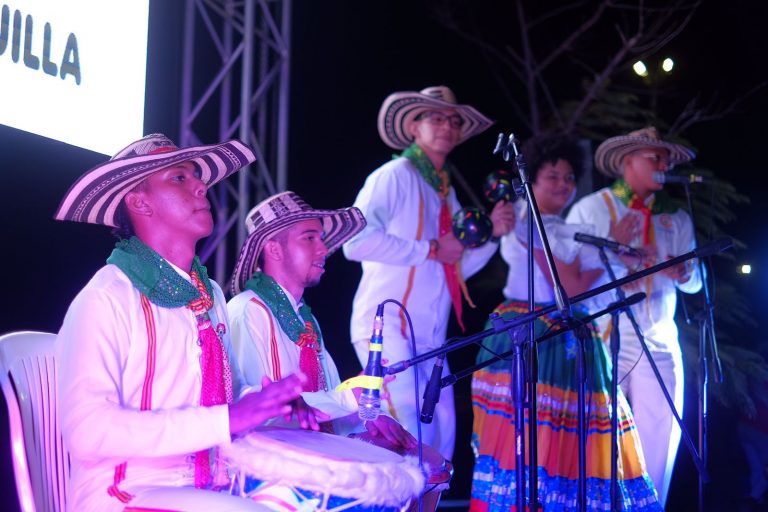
179, 0, 292, 283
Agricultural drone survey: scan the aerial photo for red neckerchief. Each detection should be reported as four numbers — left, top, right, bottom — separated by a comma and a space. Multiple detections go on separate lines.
439, 201, 471, 331
188, 271, 233, 489
402, 143, 475, 332
627, 195, 653, 246
296, 321, 326, 393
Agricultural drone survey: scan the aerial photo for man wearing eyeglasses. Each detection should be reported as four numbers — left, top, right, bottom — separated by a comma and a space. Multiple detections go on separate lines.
566, 127, 702, 506
342, 86, 515, 461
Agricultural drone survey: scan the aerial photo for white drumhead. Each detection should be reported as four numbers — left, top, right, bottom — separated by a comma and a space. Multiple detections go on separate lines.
222, 427, 424, 506
248, 427, 406, 463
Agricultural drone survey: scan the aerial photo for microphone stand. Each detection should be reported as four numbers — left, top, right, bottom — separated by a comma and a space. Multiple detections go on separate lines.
595, 246, 650, 510
495, 134, 590, 511
609, 309, 620, 510
493, 170, 541, 511
442, 294, 647, 387
679, 181, 724, 512
526, 192, 540, 512
493, 135, 529, 512
384, 238, 731, 503
385, 237, 729, 377
586, 237, 720, 509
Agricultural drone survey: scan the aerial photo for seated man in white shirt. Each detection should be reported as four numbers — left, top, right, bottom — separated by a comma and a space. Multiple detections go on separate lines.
228, 191, 416, 447
54, 134, 305, 512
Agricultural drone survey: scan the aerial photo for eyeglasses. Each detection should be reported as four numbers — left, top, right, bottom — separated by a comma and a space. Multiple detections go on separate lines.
416, 111, 465, 129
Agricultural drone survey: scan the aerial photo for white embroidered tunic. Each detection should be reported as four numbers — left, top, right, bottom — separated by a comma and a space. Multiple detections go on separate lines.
57, 264, 236, 512
566, 187, 702, 350
228, 287, 360, 427
343, 156, 498, 350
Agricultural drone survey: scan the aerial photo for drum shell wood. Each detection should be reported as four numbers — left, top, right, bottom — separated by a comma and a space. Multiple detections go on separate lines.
348, 432, 453, 512
223, 427, 425, 511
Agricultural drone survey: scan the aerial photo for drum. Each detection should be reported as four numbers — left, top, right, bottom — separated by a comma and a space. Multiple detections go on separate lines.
222, 427, 425, 512
348, 432, 453, 512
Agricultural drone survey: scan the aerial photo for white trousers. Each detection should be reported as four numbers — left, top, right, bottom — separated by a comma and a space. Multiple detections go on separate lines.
353, 337, 456, 461
617, 333, 684, 508
127, 486, 270, 511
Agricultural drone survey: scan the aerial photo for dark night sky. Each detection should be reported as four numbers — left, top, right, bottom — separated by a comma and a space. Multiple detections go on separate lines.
1, 1, 767, 510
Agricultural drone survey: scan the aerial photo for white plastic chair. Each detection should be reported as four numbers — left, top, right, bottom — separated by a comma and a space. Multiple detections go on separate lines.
0, 331, 68, 512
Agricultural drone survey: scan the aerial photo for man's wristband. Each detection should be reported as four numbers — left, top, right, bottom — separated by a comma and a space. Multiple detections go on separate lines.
427, 239, 440, 260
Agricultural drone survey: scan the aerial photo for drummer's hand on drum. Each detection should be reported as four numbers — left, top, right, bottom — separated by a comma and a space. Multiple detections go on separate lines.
287, 396, 331, 431
365, 416, 418, 450
228, 374, 306, 436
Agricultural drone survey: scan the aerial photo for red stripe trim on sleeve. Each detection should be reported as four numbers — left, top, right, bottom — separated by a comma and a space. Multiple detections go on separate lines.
140, 294, 157, 410
249, 297, 282, 381
108, 294, 158, 504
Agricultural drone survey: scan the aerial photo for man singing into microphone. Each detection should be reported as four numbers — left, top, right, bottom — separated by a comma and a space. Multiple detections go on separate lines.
228, 191, 415, 447
566, 127, 702, 506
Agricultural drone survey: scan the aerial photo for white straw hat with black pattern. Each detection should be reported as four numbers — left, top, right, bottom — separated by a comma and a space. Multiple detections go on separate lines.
54, 133, 256, 227
230, 191, 366, 294
594, 126, 695, 177
377, 85, 494, 150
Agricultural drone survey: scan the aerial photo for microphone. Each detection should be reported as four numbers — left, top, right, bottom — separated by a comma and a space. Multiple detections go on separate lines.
653, 172, 707, 184
420, 353, 445, 424
358, 303, 385, 421
574, 233, 642, 257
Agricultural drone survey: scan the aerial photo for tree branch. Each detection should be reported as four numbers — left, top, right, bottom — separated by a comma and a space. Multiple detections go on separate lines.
669, 80, 768, 135
535, 0, 610, 74
565, 33, 640, 131
516, 1, 541, 132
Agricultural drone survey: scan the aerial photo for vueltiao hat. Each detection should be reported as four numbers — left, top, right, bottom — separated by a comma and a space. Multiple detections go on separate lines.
230, 191, 366, 294
54, 133, 256, 227
377, 85, 494, 150
594, 126, 695, 177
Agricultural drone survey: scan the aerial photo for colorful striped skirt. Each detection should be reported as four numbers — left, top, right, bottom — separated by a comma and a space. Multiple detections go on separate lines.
470, 300, 661, 511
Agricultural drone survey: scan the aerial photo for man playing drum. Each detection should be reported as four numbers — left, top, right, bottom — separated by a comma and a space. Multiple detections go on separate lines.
54, 134, 306, 512
228, 191, 416, 447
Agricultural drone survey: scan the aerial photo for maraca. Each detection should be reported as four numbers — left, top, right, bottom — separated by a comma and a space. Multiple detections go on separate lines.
483, 169, 518, 204
452, 207, 493, 248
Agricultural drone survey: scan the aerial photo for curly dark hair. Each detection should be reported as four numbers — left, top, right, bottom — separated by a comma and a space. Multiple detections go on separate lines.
521, 133, 585, 183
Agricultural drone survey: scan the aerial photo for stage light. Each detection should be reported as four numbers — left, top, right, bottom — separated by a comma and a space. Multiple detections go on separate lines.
633, 61, 649, 77
662, 58, 675, 73
739, 264, 752, 275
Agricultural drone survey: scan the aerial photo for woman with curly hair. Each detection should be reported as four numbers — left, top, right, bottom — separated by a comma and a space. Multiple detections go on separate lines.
470, 133, 661, 511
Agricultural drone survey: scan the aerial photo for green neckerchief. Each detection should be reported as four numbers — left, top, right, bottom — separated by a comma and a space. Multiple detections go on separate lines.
244, 271, 321, 345
610, 178, 678, 214
400, 143, 455, 198
107, 236, 213, 308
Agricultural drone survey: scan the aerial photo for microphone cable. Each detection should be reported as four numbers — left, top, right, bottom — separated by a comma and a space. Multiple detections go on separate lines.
378, 298, 424, 512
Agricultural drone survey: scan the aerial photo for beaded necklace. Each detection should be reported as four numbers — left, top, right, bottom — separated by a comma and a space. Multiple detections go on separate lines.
244, 271, 321, 343
107, 236, 214, 307
244, 271, 326, 392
